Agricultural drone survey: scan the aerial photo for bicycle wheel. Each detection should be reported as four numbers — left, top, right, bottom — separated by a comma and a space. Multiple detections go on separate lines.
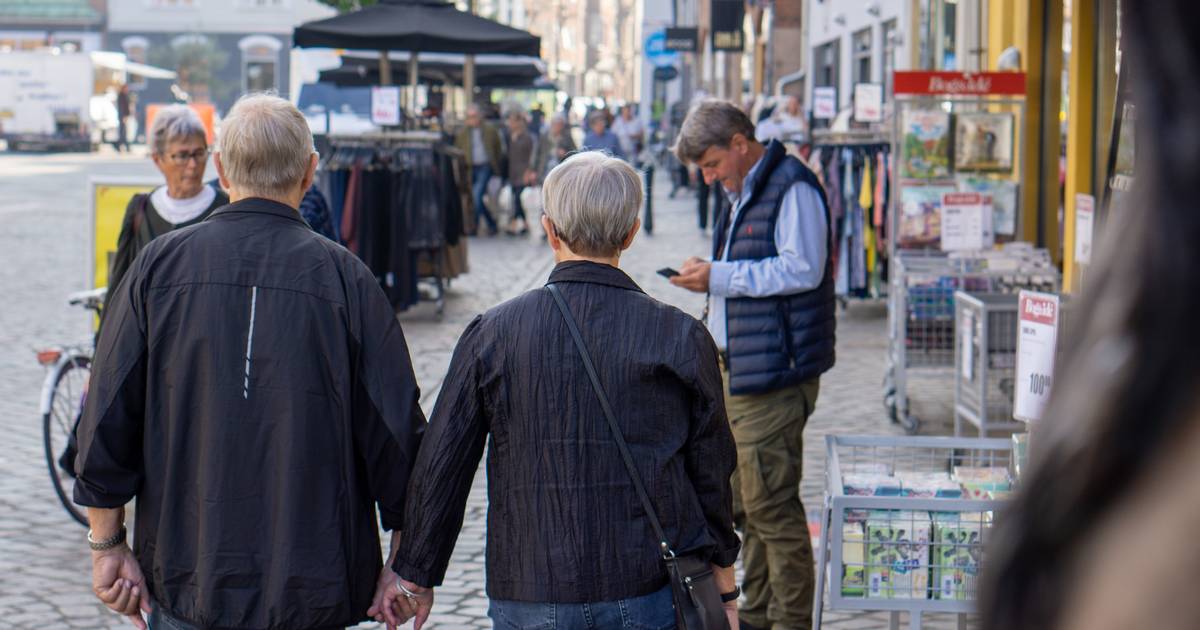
43, 354, 91, 527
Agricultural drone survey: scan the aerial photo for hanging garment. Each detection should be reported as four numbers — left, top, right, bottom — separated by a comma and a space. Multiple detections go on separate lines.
859, 157, 873, 212
340, 161, 364, 254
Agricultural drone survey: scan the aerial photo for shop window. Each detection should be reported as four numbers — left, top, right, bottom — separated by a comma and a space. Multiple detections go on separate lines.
814, 38, 840, 89
852, 27, 873, 86
239, 35, 282, 95
883, 19, 898, 96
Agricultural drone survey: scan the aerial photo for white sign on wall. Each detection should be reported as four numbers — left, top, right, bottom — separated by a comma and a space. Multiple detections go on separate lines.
940, 192, 994, 251
371, 86, 401, 126
813, 87, 837, 120
854, 83, 883, 122
1074, 193, 1095, 265
1013, 291, 1061, 423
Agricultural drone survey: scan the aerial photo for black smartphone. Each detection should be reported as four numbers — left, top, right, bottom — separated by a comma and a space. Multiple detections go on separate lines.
657, 267, 680, 278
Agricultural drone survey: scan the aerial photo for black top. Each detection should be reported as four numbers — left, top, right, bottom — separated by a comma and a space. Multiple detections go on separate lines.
106, 188, 229, 301
74, 198, 426, 630
394, 260, 739, 603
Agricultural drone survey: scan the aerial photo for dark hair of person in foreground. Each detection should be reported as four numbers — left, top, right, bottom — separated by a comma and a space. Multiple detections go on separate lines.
980, 3, 1200, 629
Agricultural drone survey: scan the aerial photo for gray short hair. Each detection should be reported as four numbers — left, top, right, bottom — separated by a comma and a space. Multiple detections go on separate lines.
149, 105, 207, 155
216, 94, 314, 198
673, 99, 757, 164
542, 151, 641, 257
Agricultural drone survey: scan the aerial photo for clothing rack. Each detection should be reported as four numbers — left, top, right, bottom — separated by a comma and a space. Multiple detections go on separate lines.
318, 133, 471, 315
811, 134, 893, 303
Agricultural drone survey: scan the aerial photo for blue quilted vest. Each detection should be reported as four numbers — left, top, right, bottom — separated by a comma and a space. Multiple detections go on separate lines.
713, 140, 836, 396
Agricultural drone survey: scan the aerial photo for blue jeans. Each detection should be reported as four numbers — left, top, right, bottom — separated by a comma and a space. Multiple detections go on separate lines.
471, 163, 498, 231
488, 584, 675, 630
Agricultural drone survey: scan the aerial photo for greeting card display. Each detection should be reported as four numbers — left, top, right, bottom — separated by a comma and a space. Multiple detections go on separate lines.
954, 112, 1014, 173
900, 109, 952, 179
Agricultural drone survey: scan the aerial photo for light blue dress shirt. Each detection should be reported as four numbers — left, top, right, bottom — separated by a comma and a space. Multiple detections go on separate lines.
707, 154, 829, 350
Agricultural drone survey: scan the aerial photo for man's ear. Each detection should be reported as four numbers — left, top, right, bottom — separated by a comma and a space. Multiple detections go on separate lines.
542, 215, 562, 251
730, 133, 750, 155
300, 152, 318, 194
620, 218, 641, 251
214, 153, 231, 192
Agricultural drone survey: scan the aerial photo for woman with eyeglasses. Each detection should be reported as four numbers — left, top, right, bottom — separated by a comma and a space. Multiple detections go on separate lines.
106, 105, 228, 305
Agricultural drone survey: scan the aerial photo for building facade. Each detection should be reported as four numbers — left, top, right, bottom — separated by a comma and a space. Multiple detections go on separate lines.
104, 0, 333, 118
805, 0, 916, 116
0, 0, 106, 53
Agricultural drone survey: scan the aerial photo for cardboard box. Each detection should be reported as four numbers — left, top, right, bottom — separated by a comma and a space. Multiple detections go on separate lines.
865, 510, 931, 599
931, 512, 989, 600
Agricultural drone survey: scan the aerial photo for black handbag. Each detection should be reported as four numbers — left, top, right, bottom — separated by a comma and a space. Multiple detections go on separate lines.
547, 283, 731, 630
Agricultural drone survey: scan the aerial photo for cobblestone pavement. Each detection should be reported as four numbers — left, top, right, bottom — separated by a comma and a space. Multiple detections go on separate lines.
0, 149, 973, 629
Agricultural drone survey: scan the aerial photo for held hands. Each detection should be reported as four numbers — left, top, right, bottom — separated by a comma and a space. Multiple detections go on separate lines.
367, 568, 434, 630
92, 545, 152, 629
669, 256, 711, 293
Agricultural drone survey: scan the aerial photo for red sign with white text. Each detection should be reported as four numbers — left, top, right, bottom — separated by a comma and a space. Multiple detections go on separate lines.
893, 71, 1027, 96
1019, 293, 1058, 326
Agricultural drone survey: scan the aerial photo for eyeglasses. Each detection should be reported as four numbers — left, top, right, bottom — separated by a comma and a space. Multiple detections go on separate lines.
164, 148, 211, 165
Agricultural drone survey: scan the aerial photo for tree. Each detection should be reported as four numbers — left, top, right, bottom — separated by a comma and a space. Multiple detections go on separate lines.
317, 0, 379, 11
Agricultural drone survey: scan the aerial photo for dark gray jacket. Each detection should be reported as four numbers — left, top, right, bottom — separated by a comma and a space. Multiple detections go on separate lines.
75, 198, 425, 630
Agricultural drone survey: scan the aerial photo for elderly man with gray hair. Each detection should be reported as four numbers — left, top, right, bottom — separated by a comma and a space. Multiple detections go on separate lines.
73, 94, 426, 630
379, 151, 741, 630
670, 99, 834, 630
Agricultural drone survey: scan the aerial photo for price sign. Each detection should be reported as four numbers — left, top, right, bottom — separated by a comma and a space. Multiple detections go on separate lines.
813, 87, 837, 120
854, 83, 883, 122
940, 192, 994, 251
1074, 193, 1095, 265
371, 86, 401, 126
1013, 291, 1061, 422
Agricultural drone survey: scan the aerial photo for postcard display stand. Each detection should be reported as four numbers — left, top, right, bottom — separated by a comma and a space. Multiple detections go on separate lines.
884, 72, 1059, 435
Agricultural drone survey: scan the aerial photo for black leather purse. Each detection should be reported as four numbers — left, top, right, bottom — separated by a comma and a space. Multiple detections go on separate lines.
547, 284, 730, 630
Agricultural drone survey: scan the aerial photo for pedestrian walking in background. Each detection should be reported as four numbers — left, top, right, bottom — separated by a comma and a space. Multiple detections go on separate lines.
73, 94, 426, 630
379, 151, 742, 630
454, 103, 504, 235
504, 110, 536, 235
671, 99, 836, 630
106, 105, 228, 303
582, 110, 625, 160
612, 104, 645, 166
534, 113, 577, 179
115, 84, 132, 152
980, 4, 1200, 630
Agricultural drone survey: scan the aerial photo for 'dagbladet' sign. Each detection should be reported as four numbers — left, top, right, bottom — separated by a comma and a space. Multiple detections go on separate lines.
893, 71, 1027, 96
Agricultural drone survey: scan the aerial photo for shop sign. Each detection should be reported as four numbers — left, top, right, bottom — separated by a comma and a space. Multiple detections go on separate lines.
813, 87, 837, 120
940, 192, 994, 251
664, 27, 698, 53
1074, 193, 1095, 265
371, 86, 401, 126
893, 71, 1027, 96
1014, 291, 1061, 423
653, 65, 679, 82
854, 83, 883, 122
711, 0, 745, 51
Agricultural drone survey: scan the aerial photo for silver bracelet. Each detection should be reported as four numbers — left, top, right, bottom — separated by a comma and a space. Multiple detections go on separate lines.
395, 577, 423, 600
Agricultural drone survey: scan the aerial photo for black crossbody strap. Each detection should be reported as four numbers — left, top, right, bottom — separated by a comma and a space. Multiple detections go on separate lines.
546, 283, 674, 556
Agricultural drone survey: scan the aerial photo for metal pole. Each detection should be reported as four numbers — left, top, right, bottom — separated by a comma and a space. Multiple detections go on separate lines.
379, 50, 392, 85
464, 0, 476, 112
409, 52, 420, 113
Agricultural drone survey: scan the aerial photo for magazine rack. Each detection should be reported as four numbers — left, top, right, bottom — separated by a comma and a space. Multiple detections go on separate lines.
883, 72, 1031, 434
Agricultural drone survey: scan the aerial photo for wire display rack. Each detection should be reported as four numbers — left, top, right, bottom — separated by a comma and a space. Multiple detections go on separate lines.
953, 292, 1022, 437
814, 435, 1014, 630
884, 248, 1059, 433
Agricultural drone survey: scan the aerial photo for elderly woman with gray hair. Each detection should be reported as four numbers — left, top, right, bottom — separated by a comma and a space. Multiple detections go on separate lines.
381, 151, 742, 630
106, 105, 228, 301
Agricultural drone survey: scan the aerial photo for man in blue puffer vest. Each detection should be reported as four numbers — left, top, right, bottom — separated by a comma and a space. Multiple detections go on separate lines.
671, 100, 835, 630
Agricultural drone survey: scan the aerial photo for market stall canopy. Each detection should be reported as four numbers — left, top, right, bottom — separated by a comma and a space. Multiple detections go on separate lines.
292, 0, 540, 56
320, 52, 544, 88
90, 52, 177, 79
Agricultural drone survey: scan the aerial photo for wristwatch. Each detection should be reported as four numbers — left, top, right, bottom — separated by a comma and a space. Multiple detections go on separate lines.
720, 586, 741, 603
88, 526, 127, 551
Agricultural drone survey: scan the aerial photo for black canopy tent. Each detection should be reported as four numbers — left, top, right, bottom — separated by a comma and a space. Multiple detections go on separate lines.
293, 0, 541, 111
319, 53, 546, 89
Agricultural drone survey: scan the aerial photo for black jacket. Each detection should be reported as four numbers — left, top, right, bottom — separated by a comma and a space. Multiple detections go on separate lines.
74, 198, 426, 630
394, 261, 739, 603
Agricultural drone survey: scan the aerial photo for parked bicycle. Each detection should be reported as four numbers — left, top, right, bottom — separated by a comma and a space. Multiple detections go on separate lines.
37, 287, 105, 527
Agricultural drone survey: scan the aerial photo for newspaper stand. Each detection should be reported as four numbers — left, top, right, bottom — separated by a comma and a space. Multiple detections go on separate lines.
885, 72, 1039, 433
814, 435, 1014, 630
885, 249, 1059, 433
